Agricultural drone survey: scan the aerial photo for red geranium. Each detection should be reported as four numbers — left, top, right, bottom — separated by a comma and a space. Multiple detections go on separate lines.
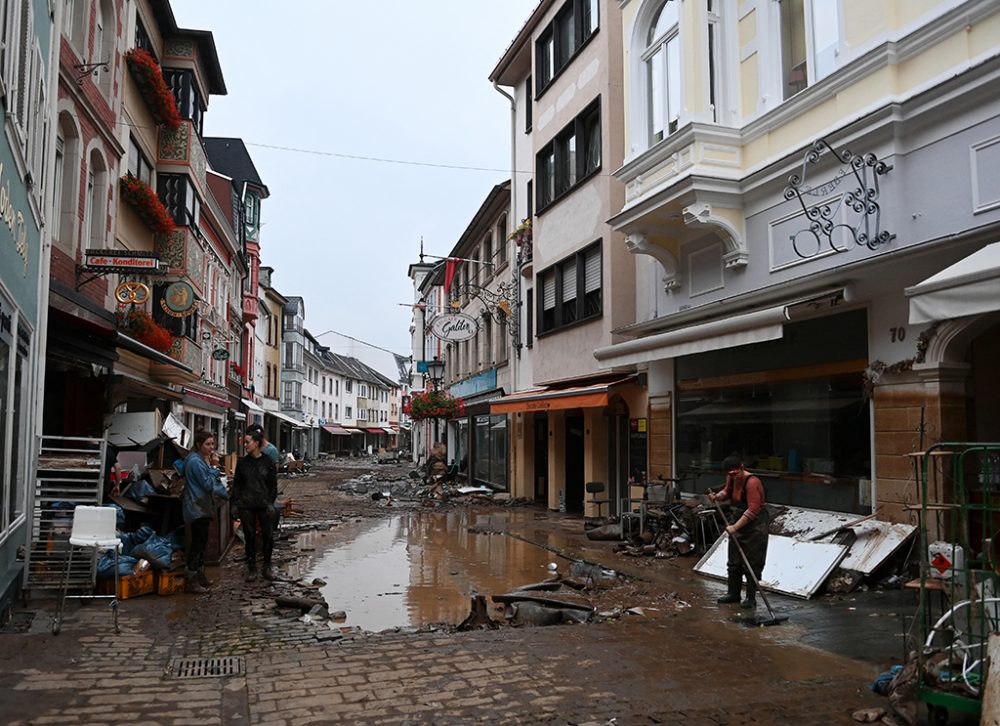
116, 307, 174, 352
125, 48, 182, 130
120, 175, 175, 235
403, 390, 465, 420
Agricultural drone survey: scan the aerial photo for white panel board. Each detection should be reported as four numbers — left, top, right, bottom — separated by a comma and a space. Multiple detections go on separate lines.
770, 508, 916, 575
694, 534, 849, 599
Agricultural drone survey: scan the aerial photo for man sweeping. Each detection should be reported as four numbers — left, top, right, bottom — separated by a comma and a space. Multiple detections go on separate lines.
709, 454, 769, 609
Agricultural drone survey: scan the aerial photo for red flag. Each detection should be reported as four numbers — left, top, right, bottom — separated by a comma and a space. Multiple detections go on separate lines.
443, 257, 460, 295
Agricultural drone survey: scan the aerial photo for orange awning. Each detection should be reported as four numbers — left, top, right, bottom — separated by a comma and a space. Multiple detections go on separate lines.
490, 377, 633, 415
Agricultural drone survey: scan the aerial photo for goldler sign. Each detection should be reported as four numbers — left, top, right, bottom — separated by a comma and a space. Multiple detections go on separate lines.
430, 313, 478, 342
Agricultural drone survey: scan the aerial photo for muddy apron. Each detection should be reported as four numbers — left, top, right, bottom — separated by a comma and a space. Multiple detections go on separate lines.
728, 475, 769, 580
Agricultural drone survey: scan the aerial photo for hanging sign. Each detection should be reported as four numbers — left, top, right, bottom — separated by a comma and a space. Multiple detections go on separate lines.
211, 348, 230, 361
430, 313, 478, 342
85, 249, 164, 274
159, 281, 196, 318
114, 280, 150, 304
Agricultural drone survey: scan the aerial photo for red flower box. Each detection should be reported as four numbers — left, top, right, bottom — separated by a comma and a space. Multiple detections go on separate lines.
125, 48, 182, 130
120, 175, 175, 235
116, 307, 174, 353
403, 390, 465, 420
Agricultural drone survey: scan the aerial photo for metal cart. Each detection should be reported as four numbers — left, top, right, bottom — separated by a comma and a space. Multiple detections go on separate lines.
915, 442, 1000, 725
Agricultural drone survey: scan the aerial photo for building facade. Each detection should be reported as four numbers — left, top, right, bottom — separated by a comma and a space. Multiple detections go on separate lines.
592, 0, 1000, 522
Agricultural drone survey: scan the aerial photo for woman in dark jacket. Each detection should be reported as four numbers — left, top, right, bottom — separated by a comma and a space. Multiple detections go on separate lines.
233, 429, 278, 582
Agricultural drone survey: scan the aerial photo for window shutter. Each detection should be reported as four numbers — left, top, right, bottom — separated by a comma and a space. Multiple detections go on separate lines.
584, 248, 601, 292
562, 259, 577, 302
542, 273, 556, 310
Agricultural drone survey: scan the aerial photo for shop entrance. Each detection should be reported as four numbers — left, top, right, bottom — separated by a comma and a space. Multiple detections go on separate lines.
970, 320, 1000, 440
607, 405, 630, 516
533, 413, 548, 502
565, 413, 585, 512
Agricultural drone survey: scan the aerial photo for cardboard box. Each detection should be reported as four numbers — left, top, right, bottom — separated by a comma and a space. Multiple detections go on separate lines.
155, 570, 186, 595
97, 570, 155, 599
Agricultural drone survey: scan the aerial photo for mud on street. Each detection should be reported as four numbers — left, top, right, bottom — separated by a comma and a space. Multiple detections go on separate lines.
1, 459, 916, 725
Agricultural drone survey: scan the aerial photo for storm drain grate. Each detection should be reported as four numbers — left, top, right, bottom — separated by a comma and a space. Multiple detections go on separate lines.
169, 656, 245, 679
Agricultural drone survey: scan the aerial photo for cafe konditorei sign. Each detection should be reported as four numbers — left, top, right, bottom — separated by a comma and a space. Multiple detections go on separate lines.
430, 313, 478, 342
84, 248, 165, 274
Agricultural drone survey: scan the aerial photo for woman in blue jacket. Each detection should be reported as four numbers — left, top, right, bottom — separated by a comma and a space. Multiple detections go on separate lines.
182, 430, 229, 593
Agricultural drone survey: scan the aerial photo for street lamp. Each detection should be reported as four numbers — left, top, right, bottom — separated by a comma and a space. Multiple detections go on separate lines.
425, 357, 445, 391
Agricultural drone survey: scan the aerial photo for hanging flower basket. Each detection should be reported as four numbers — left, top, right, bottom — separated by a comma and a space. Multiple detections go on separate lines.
230, 362, 244, 378
124, 48, 182, 130
403, 390, 465, 421
120, 175, 175, 235
508, 218, 532, 246
116, 307, 174, 352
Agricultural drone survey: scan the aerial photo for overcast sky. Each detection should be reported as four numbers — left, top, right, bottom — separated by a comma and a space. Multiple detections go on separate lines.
170, 1, 538, 378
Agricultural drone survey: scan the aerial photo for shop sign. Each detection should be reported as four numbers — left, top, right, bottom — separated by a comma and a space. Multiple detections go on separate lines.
85, 248, 164, 274
114, 281, 150, 304
160, 281, 196, 318
430, 313, 478, 342
211, 348, 230, 360
0, 163, 29, 276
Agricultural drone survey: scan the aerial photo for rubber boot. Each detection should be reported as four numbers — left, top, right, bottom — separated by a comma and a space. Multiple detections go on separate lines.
261, 559, 275, 581
717, 569, 741, 604
185, 570, 209, 594
741, 578, 757, 609
245, 561, 257, 582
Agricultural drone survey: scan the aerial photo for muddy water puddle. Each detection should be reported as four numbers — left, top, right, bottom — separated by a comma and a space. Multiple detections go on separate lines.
287, 509, 559, 632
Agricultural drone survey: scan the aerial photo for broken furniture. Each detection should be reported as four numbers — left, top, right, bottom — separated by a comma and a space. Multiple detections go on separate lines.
585, 481, 609, 518
52, 505, 122, 635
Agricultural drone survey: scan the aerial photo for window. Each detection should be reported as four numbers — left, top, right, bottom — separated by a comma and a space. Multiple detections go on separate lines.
345, 380, 353, 393
85, 150, 108, 249
157, 173, 201, 228
95, 0, 114, 94
535, 0, 599, 96
0, 296, 31, 534
778, 0, 839, 100
134, 14, 154, 57
346, 406, 353, 418
483, 235, 492, 279
537, 242, 602, 334
525, 288, 534, 347
127, 136, 153, 187
496, 215, 508, 265
52, 134, 64, 244
483, 316, 492, 363
643, 1, 681, 145
163, 68, 204, 136
536, 100, 601, 212
524, 76, 532, 132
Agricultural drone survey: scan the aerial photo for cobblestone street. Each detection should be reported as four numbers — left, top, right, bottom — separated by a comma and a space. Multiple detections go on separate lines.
1, 463, 903, 724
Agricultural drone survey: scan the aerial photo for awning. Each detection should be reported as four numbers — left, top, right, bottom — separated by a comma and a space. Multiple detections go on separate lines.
116, 332, 193, 372
342, 427, 364, 434
906, 242, 1000, 323
322, 425, 352, 436
382, 426, 396, 434
594, 288, 847, 368
366, 427, 385, 434
109, 373, 182, 401
269, 410, 308, 428
241, 398, 264, 414
491, 376, 634, 415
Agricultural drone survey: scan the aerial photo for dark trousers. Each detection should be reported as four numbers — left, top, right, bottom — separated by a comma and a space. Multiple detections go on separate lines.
727, 506, 769, 584
240, 507, 275, 568
187, 517, 211, 571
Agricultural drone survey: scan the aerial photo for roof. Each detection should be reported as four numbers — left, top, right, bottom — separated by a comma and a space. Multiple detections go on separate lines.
204, 137, 269, 197
450, 180, 510, 257
489, 0, 551, 85
149, 0, 227, 95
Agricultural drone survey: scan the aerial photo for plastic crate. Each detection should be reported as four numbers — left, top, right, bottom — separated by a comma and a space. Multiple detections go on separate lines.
96, 570, 155, 599
155, 570, 185, 595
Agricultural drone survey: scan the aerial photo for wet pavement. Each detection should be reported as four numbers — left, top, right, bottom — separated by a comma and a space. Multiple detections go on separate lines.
0, 460, 981, 725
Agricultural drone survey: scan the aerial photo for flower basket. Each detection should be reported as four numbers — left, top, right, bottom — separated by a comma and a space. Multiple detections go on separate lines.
116, 307, 174, 352
508, 218, 532, 246
403, 390, 465, 421
125, 48, 182, 130
120, 175, 175, 235
230, 362, 244, 378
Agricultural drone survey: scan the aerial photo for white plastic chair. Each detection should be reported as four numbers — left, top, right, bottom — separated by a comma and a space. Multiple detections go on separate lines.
52, 506, 122, 635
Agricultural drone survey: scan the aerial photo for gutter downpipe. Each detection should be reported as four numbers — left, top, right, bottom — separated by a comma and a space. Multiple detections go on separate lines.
493, 79, 519, 495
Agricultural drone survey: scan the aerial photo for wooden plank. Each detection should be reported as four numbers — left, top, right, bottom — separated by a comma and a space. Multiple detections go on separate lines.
677, 358, 868, 391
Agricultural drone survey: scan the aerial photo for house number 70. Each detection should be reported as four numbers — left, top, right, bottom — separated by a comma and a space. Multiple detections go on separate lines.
890, 327, 906, 342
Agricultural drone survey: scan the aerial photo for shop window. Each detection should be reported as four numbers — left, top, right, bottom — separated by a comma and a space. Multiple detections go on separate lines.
472, 414, 508, 490
674, 309, 870, 514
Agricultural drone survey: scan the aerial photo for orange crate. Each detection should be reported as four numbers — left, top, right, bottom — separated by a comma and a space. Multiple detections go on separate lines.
96, 570, 155, 599
155, 570, 185, 595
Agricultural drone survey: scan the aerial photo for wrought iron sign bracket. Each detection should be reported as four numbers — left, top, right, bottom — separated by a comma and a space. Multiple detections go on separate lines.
73, 61, 110, 85
449, 282, 520, 340
784, 138, 895, 261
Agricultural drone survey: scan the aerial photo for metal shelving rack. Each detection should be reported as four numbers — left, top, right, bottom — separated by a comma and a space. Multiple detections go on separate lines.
23, 437, 106, 594
915, 442, 1000, 725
